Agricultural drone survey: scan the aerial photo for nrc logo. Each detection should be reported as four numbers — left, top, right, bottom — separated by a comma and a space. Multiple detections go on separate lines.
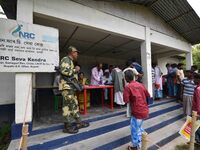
11, 24, 35, 40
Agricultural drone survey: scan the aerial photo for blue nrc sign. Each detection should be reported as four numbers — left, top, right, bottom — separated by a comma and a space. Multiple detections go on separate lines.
12, 24, 35, 39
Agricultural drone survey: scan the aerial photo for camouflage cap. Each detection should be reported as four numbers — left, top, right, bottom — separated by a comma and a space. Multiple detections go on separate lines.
68, 46, 80, 53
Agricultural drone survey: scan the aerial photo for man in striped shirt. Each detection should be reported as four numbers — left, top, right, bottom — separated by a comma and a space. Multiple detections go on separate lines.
181, 70, 196, 116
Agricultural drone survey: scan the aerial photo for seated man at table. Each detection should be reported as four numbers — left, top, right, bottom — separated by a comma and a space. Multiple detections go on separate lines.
90, 63, 104, 105
78, 72, 90, 110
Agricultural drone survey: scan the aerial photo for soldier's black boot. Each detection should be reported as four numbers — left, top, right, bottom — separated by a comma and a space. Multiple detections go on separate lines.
76, 121, 90, 129
63, 123, 79, 134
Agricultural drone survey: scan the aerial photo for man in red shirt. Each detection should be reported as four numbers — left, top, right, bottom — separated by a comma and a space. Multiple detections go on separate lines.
192, 73, 200, 144
123, 70, 150, 150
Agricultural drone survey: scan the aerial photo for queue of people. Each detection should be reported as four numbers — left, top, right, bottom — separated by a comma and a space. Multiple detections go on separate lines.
153, 62, 200, 145
152, 62, 200, 103
57, 45, 200, 148
57, 46, 146, 131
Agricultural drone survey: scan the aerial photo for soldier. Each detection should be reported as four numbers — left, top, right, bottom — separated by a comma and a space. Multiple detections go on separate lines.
59, 46, 89, 134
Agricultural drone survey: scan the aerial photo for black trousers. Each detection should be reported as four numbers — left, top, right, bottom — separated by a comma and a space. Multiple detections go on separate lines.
176, 84, 181, 100
90, 89, 102, 106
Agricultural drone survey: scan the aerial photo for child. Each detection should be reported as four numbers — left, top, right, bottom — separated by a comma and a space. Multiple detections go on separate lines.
123, 70, 150, 150
181, 70, 196, 116
192, 73, 200, 144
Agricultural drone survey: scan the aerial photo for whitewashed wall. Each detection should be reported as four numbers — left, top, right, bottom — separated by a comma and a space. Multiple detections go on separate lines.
73, 0, 186, 41
0, 0, 191, 106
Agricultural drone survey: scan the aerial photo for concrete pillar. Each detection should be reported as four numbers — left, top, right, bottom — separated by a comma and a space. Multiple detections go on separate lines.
141, 27, 152, 96
186, 48, 193, 70
15, 0, 33, 123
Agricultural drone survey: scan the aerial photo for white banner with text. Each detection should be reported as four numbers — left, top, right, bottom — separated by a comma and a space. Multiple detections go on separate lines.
0, 18, 59, 72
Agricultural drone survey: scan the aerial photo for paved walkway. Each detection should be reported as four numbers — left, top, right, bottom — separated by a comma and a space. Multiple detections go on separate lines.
8, 99, 188, 150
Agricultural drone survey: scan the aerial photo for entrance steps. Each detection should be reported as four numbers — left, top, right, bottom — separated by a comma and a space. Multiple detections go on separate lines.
8, 99, 187, 150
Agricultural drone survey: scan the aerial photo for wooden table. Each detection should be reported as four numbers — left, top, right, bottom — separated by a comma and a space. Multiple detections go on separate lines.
81, 85, 114, 115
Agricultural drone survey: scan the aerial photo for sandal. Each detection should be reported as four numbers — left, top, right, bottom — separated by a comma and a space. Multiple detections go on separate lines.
127, 145, 137, 150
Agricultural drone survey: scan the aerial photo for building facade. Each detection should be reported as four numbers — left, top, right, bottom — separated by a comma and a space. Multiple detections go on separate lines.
1, 0, 199, 139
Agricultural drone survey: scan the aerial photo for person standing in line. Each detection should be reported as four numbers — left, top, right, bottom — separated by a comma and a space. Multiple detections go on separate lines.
176, 63, 184, 101
192, 73, 200, 144
154, 64, 163, 99
109, 65, 114, 77
59, 46, 89, 134
123, 60, 139, 117
90, 63, 103, 86
112, 66, 125, 106
181, 70, 196, 116
151, 63, 156, 100
123, 70, 150, 150
171, 63, 178, 97
131, 59, 143, 83
90, 63, 104, 105
191, 65, 198, 73
102, 69, 113, 100
166, 63, 174, 98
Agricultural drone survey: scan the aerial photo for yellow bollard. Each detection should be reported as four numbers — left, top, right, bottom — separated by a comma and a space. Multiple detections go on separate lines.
189, 111, 197, 150
141, 132, 148, 150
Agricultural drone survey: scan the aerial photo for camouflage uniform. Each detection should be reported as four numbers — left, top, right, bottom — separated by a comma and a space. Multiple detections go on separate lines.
59, 56, 81, 124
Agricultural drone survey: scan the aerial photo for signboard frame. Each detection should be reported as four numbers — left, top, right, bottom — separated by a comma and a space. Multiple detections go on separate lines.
0, 18, 59, 72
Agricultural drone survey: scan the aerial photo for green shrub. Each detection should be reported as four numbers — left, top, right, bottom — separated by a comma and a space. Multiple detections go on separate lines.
0, 123, 11, 150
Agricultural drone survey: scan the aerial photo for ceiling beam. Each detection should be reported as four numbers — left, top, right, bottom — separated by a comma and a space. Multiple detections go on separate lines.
154, 50, 182, 58
96, 39, 133, 57
81, 34, 111, 54
61, 26, 79, 50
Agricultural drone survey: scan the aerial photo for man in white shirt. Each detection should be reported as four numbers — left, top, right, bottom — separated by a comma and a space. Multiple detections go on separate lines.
90, 63, 103, 86
90, 63, 103, 105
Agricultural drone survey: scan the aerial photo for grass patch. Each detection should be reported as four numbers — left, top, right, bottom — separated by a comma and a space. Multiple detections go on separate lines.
0, 123, 11, 150
175, 143, 200, 150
